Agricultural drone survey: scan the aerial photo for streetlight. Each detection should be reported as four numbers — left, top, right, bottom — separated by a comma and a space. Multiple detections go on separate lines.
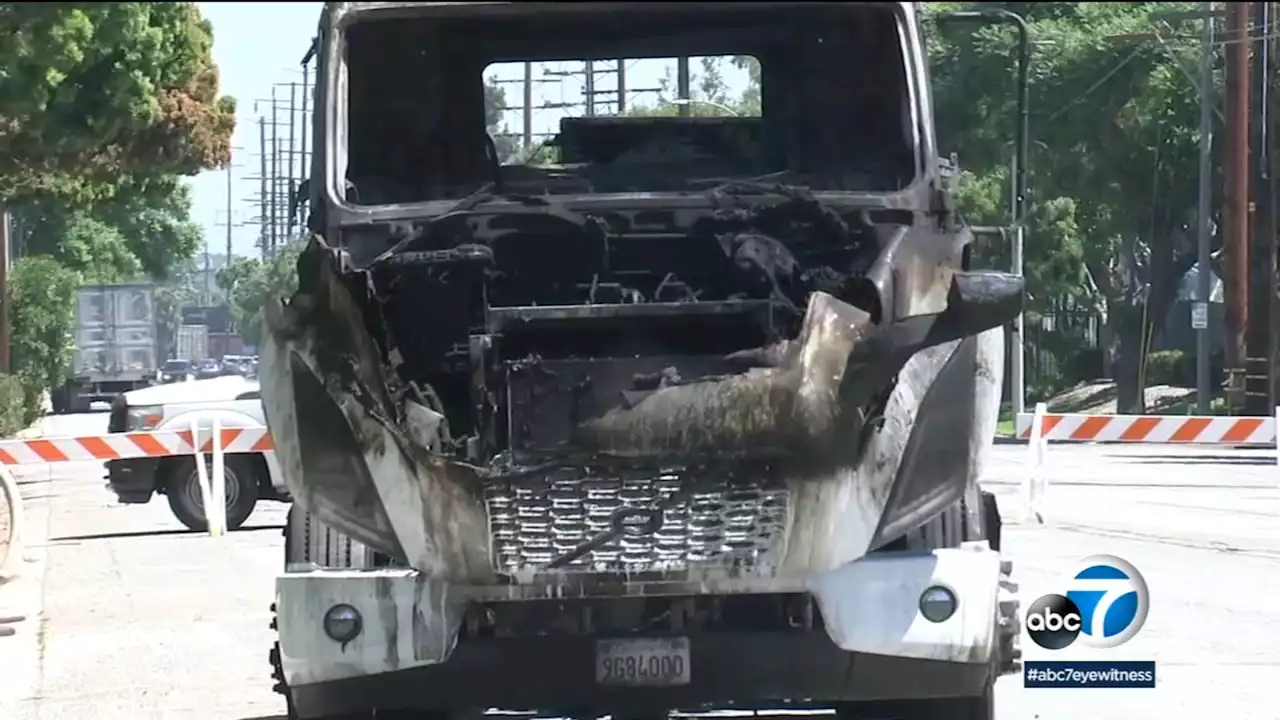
669, 98, 740, 117
934, 8, 1032, 417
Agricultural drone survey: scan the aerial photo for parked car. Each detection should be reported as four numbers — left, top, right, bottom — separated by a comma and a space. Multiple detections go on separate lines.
159, 359, 195, 384
194, 358, 222, 380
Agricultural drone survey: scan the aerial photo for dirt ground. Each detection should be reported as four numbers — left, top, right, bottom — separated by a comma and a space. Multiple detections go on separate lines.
1042, 380, 1198, 414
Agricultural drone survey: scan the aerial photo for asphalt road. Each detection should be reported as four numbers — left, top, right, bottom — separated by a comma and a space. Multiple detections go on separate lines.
1, 415, 1277, 719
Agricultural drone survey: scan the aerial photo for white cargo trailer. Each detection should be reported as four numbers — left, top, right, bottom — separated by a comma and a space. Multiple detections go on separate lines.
56, 283, 159, 413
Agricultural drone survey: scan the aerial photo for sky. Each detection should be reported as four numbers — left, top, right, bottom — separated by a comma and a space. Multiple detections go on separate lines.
187, 3, 748, 260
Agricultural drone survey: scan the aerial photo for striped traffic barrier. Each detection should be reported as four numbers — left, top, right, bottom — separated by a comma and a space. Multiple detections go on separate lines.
0, 422, 274, 538
0, 426, 273, 465
1014, 409, 1275, 445
1013, 403, 1280, 525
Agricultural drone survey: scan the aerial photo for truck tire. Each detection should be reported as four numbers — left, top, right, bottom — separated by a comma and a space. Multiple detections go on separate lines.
164, 455, 260, 532
274, 507, 384, 719
283, 504, 375, 570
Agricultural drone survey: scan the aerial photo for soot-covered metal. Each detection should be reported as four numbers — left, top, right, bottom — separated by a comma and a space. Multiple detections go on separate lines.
263, 178, 1023, 583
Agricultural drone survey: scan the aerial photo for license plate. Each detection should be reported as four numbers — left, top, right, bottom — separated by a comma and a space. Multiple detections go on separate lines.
595, 637, 691, 686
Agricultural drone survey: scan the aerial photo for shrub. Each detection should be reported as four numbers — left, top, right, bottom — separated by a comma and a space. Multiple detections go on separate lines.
0, 374, 28, 437
1145, 350, 1190, 386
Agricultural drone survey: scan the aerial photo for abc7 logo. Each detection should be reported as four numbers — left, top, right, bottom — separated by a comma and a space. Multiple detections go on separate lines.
1025, 554, 1150, 650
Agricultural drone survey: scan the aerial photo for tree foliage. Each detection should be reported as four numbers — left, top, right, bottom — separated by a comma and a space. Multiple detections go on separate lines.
0, 2, 236, 417
0, 2, 236, 203
215, 244, 304, 348
5, 256, 80, 420
924, 2, 1210, 409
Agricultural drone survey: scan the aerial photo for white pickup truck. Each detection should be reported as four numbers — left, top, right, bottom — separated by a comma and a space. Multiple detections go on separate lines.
105, 375, 290, 530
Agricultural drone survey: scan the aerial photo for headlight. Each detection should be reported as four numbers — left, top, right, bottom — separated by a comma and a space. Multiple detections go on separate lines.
322, 604, 363, 644
125, 405, 164, 431
918, 585, 958, 623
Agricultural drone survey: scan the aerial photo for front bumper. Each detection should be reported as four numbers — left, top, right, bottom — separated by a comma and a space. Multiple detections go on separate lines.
277, 544, 1009, 714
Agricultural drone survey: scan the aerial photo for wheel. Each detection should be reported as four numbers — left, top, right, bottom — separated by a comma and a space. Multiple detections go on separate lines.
283, 504, 375, 569
274, 506, 379, 719
164, 455, 260, 531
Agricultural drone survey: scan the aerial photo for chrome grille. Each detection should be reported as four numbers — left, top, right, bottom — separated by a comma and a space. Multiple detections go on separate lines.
484, 470, 790, 573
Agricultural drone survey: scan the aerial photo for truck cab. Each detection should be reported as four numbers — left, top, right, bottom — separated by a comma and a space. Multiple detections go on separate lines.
263, 3, 1023, 719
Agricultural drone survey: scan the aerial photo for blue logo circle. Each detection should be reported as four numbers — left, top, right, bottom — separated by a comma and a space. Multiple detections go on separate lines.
1063, 554, 1149, 649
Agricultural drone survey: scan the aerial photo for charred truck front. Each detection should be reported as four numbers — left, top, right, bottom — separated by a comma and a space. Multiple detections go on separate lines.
263, 2, 1024, 719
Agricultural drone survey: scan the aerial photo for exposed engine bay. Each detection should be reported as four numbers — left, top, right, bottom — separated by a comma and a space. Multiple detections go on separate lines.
261, 1, 1024, 591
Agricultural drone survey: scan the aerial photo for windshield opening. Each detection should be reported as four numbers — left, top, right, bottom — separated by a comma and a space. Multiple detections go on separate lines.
335, 3, 917, 206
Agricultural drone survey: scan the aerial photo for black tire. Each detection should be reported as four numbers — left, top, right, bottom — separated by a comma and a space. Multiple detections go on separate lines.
164, 455, 260, 531
274, 506, 378, 719
283, 504, 374, 569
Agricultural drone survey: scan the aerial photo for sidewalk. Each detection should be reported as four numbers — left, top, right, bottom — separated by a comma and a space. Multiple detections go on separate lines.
0, 463, 56, 717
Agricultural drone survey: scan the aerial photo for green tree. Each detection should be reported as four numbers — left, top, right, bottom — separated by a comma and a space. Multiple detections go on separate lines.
925, 2, 1207, 412
5, 257, 80, 421
485, 75, 521, 160
10, 176, 204, 279
0, 3, 236, 204
216, 244, 304, 347
0, 2, 236, 414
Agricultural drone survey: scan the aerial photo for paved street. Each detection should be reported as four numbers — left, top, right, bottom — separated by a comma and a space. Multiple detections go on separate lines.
1, 416, 1277, 719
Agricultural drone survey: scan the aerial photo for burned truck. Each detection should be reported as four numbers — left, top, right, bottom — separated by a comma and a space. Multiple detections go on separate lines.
262, 2, 1024, 719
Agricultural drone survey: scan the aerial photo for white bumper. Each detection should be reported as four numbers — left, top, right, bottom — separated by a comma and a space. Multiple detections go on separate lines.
277, 543, 1003, 687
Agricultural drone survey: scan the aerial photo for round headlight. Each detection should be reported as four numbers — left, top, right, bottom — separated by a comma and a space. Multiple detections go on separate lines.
919, 585, 958, 623
322, 604, 363, 643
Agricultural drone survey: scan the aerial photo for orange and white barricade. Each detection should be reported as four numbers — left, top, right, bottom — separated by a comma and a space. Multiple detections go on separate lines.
0, 423, 274, 539
1013, 403, 1280, 524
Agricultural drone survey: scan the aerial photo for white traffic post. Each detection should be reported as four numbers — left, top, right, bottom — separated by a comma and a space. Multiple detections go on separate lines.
190, 419, 216, 537
0, 465, 24, 578
1022, 401, 1048, 524
208, 418, 227, 537
1274, 406, 1280, 503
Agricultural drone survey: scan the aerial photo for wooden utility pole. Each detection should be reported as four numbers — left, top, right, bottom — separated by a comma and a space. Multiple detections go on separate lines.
1224, 1, 1251, 410
0, 207, 9, 374
1245, 1, 1276, 415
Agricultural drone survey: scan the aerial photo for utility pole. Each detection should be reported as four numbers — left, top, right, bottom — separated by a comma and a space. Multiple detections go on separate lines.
617, 60, 627, 114
286, 82, 298, 236
259, 116, 269, 259
225, 162, 234, 261
538, 65, 656, 118
301, 64, 311, 182
523, 62, 534, 149
1246, 1, 1277, 414
0, 209, 10, 373
1195, 2, 1216, 414
1224, 1, 1251, 412
676, 57, 691, 116
270, 85, 281, 255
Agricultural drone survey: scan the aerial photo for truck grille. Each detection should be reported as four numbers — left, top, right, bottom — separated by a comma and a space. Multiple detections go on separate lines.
484, 469, 790, 574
